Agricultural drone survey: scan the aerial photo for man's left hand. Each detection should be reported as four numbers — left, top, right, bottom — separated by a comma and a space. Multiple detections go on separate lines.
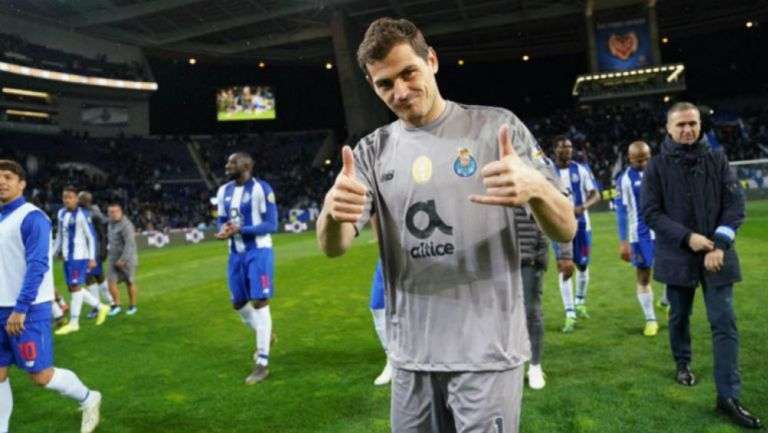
5, 312, 26, 336
557, 259, 575, 280
215, 222, 234, 240
87, 260, 96, 270
470, 124, 545, 207
704, 248, 725, 272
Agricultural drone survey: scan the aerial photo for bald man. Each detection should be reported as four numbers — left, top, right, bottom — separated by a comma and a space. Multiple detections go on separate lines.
215, 152, 278, 384
77, 191, 115, 319
615, 141, 661, 336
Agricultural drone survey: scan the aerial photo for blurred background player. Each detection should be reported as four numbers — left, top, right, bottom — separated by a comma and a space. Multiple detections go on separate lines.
553, 136, 600, 332
53, 187, 110, 335
0, 159, 102, 433
215, 152, 278, 384
514, 206, 573, 389
51, 287, 69, 330
106, 203, 139, 316
368, 215, 390, 386
369, 259, 390, 385
78, 191, 115, 319
615, 141, 659, 337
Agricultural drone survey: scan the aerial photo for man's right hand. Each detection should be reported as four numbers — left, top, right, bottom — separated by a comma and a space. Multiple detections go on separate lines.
619, 241, 631, 262
687, 233, 714, 252
325, 145, 367, 224
557, 259, 575, 281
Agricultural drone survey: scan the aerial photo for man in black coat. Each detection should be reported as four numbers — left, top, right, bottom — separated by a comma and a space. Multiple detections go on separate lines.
641, 102, 761, 429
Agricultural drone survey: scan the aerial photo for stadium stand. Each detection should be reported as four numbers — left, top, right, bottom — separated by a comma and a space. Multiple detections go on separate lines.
0, 129, 337, 230
0, 32, 148, 81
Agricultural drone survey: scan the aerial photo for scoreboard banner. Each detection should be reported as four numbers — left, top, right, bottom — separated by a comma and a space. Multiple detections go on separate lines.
596, 18, 652, 72
81, 105, 129, 127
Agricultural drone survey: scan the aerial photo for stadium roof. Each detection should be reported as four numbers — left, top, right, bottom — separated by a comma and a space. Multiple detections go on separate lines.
1, 0, 766, 63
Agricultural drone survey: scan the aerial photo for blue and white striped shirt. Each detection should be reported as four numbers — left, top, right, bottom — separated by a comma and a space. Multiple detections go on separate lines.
556, 161, 597, 231
54, 206, 97, 261
216, 178, 278, 254
616, 167, 655, 243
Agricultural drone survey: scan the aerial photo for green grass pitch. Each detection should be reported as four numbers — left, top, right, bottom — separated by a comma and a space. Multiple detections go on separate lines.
9, 201, 768, 433
217, 109, 276, 121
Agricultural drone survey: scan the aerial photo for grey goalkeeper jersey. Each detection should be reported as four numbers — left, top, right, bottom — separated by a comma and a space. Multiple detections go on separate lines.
353, 101, 563, 372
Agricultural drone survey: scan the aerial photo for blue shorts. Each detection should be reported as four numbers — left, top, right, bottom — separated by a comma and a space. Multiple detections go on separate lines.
87, 261, 104, 277
552, 226, 592, 268
369, 260, 385, 310
64, 260, 89, 286
630, 239, 655, 269
227, 248, 274, 305
0, 305, 54, 373
573, 227, 592, 267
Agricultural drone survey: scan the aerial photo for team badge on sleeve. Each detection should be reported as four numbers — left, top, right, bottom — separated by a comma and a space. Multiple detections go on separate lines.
268, 192, 276, 203
453, 147, 477, 177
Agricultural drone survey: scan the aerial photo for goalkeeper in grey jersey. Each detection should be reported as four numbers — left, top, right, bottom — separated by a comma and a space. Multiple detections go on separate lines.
317, 18, 575, 433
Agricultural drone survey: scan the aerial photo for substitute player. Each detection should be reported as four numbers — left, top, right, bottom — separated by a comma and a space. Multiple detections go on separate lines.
615, 141, 659, 336
0, 160, 102, 433
553, 136, 600, 332
318, 18, 575, 433
215, 152, 278, 384
53, 187, 109, 335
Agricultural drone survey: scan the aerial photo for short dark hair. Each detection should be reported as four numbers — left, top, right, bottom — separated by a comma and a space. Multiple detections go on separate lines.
62, 186, 78, 195
0, 159, 26, 180
107, 202, 122, 210
553, 135, 570, 148
357, 18, 429, 74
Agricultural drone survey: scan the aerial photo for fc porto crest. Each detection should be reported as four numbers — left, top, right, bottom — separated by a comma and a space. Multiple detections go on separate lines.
242, 191, 251, 203
453, 147, 477, 177
229, 208, 242, 225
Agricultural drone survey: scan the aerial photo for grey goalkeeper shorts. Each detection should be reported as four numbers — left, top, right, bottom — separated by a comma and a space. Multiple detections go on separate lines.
390, 366, 524, 433
108, 261, 137, 284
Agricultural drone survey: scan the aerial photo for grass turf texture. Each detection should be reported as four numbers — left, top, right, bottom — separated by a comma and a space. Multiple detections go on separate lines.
9, 201, 768, 433
217, 109, 276, 121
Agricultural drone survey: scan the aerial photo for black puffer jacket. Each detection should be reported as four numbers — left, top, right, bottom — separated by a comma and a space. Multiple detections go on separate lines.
641, 135, 745, 288
513, 207, 572, 269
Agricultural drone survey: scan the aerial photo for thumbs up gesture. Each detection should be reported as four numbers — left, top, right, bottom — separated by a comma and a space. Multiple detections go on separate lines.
470, 124, 546, 207
325, 145, 367, 223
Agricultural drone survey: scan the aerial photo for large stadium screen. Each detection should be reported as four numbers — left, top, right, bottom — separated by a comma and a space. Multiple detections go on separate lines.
217, 86, 275, 121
